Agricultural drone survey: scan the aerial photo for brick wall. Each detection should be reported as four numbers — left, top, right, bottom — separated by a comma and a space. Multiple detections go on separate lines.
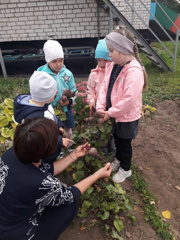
0, 0, 151, 42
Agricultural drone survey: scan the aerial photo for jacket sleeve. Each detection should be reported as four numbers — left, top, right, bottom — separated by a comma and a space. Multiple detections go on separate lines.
87, 72, 96, 104
96, 76, 107, 112
35, 175, 81, 208
108, 67, 144, 118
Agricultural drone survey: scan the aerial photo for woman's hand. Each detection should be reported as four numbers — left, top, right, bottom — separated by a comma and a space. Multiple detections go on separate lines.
71, 142, 90, 160
95, 162, 112, 179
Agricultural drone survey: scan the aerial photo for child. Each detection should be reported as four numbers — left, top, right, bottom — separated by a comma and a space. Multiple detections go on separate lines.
38, 40, 76, 148
14, 71, 72, 163
87, 38, 111, 110
87, 39, 115, 154
96, 26, 147, 183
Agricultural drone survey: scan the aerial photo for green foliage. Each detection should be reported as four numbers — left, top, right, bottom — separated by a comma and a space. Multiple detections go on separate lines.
140, 41, 180, 106
0, 98, 17, 153
0, 77, 29, 102
131, 163, 175, 240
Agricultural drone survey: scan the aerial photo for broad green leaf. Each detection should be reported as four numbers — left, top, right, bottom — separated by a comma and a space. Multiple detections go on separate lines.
0, 110, 4, 116
1, 127, 11, 138
111, 229, 123, 240
85, 186, 94, 195
4, 106, 13, 116
75, 169, 84, 182
0, 134, 6, 144
124, 198, 134, 211
101, 211, 109, 220
0, 116, 9, 127
4, 98, 14, 109
76, 160, 84, 170
82, 200, 92, 210
105, 224, 110, 235
106, 184, 115, 194
10, 128, 15, 140
127, 214, 136, 223
11, 121, 17, 129
114, 219, 123, 232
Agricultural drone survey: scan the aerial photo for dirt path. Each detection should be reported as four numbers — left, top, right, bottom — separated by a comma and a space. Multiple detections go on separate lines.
59, 99, 180, 240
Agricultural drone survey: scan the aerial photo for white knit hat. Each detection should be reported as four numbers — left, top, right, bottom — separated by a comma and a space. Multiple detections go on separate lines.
29, 71, 57, 102
43, 40, 64, 63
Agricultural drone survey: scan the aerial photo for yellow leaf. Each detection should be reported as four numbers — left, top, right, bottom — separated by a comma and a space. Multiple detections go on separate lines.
80, 226, 86, 231
162, 210, 171, 219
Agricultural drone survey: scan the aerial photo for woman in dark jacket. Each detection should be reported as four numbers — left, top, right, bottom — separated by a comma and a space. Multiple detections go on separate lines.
0, 117, 111, 240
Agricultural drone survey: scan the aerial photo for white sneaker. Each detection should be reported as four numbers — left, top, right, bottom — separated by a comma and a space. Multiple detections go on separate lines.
112, 167, 132, 183
110, 159, 120, 172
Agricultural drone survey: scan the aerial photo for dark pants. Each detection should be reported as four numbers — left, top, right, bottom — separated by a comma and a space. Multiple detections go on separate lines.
64, 106, 75, 129
113, 132, 132, 171
33, 200, 79, 240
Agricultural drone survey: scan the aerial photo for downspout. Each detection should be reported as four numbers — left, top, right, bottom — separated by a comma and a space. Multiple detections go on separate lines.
97, 0, 100, 40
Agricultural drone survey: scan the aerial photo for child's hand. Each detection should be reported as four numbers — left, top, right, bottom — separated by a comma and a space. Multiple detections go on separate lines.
95, 162, 112, 179
89, 103, 95, 110
60, 99, 69, 106
59, 127, 64, 135
99, 111, 110, 121
62, 138, 73, 148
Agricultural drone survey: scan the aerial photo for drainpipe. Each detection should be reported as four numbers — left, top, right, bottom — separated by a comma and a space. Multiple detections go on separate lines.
0, 48, 7, 79
97, 0, 100, 40
109, 9, 113, 32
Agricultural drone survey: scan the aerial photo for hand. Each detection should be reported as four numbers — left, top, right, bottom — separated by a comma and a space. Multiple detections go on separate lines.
60, 99, 69, 106
62, 138, 73, 148
71, 142, 90, 160
59, 127, 64, 135
89, 103, 95, 117
95, 162, 112, 179
99, 111, 110, 121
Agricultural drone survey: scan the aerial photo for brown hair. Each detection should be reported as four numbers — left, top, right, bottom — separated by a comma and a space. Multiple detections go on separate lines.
13, 117, 58, 164
113, 26, 147, 91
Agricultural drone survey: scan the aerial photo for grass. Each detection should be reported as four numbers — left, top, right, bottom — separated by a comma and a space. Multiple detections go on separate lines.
140, 41, 180, 105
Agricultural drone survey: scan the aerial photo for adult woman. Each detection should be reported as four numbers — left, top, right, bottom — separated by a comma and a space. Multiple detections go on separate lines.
0, 117, 111, 240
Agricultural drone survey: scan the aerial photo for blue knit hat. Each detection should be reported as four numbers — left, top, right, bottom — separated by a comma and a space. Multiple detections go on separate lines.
95, 39, 111, 61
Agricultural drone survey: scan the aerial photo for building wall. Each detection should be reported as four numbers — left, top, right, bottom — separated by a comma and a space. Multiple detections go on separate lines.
0, 0, 151, 43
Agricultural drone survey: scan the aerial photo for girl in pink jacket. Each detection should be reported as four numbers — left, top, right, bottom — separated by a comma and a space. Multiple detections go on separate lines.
96, 26, 147, 183
87, 38, 111, 110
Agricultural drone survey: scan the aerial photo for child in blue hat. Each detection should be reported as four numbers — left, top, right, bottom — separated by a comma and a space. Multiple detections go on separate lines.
87, 39, 115, 155
87, 38, 111, 110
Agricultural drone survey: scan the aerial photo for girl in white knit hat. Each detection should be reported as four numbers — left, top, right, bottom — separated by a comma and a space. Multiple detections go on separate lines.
38, 40, 77, 154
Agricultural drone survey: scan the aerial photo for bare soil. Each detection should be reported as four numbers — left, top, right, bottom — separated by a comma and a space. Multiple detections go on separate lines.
58, 99, 180, 240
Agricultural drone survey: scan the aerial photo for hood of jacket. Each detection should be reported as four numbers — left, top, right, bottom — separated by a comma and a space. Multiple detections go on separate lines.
14, 94, 49, 123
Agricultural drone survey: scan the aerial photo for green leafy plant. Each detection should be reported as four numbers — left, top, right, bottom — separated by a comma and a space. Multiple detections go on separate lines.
131, 164, 175, 240
0, 98, 17, 153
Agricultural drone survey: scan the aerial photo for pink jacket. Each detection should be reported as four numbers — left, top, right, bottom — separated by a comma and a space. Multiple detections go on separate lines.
87, 65, 106, 105
96, 58, 144, 122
